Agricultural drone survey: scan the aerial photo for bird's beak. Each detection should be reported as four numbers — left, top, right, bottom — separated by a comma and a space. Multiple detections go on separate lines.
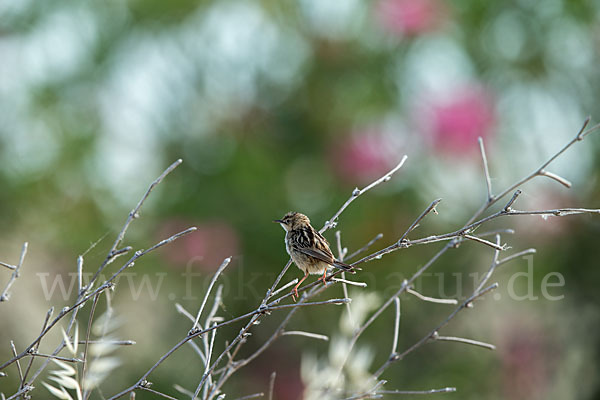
273, 219, 283, 223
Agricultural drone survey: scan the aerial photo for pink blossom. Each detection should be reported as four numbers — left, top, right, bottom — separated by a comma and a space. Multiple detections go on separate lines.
376, 0, 447, 36
332, 130, 395, 185
421, 86, 496, 155
157, 219, 239, 271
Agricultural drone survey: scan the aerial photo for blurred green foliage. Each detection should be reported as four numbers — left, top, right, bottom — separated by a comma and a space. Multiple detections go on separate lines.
1, 0, 599, 399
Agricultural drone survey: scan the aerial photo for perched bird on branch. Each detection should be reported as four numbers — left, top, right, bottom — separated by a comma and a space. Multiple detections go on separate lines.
274, 212, 356, 301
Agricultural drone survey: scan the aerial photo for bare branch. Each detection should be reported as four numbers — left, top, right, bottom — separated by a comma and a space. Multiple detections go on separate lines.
20, 306, 54, 385
81, 293, 100, 398
496, 248, 536, 267
406, 288, 458, 305
9, 342, 23, 384
77, 256, 84, 294
139, 386, 178, 400
538, 170, 572, 188
281, 331, 329, 341
88, 160, 183, 290
233, 393, 264, 400
111, 159, 182, 256
398, 199, 442, 244
175, 303, 196, 323
77, 340, 135, 346
391, 297, 401, 355
268, 278, 298, 299
374, 282, 499, 378
345, 233, 384, 261
478, 137, 493, 200
335, 232, 354, 328
1, 227, 196, 375
269, 298, 351, 310
0, 262, 15, 271
503, 190, 522, 212
0, 242, 28, 302
268, 372, 276, 400
473, 235, 502, 295
377, 388, 456, 395
27, 353, 83, 363
580, 120, 600, 139
432, 333, 495, 351
263, 260, 293, 304
321, 155, 407, 233
463, 234, 505, 251
192, 257, 232, 333
331, 278, 367, 287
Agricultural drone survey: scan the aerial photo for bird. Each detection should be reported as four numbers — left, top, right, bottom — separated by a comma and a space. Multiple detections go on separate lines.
273, 211, 356, 301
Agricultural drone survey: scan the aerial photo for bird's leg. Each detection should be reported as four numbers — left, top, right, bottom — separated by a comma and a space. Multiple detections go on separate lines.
318, 269, 328, 286
292, 271, 309, 302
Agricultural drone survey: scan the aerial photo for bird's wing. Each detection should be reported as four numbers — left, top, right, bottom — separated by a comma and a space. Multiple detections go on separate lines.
294, 247, 356, 273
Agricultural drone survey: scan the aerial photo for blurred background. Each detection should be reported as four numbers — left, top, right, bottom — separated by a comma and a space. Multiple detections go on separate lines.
1, 0, 599, 399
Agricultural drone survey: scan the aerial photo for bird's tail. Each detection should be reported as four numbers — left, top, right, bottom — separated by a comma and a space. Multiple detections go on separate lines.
332, 260, 361, 273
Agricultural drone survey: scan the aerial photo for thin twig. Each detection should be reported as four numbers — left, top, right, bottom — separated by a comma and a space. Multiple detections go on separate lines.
345, 233, 384, 261
1, 227, 197, 374
4, 385, 34, 400
478, 137, 493, 200
281, 331, 329, 341
139, 386, 178, 400
330, 244, 451, 384
96, 122, 599, 400
432, 333, 495, 351
0, 261, 15, 271
2, 161, 191, 399
374, 283, 498, 378
406, 288, 457, 305
336, 231, 353, 328
473, 235, 502, 295
77, 256, 84, 294
28, 353, 83, 363
196, 296, 317, 400
268, 278, 298, 299
398, 199, 442, 244
108, 296, 350, 400
77, 340, 135, 346
81, 292, 101, 397
376, 388, 456, 395
496, 248, 536, 267
350, 203, 598, 268
192, 258, 232, 333
9, 342, 23, 384
20, 306, 53, 386
263, 260, 293, 305
0, 243, 28, 302
331, 278, 367, 287
268, 372, 276, 400
233, 393, 264, 400
111, 159, 182, 260
539, 170, 572, 188
463, 234, 505, 251
88, 159, 183, 289
391, 297, 401, 355
344, 380, 387, 400
320, 156, 407, 233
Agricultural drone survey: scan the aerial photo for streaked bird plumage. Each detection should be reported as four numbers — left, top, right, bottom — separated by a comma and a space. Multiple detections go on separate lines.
274, 211, 356, 300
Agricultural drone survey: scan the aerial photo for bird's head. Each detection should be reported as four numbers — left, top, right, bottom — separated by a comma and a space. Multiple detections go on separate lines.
273, 212, 310, 231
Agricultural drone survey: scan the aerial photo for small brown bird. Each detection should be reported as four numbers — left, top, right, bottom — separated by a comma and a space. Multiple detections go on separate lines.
274, 212, 356, 300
